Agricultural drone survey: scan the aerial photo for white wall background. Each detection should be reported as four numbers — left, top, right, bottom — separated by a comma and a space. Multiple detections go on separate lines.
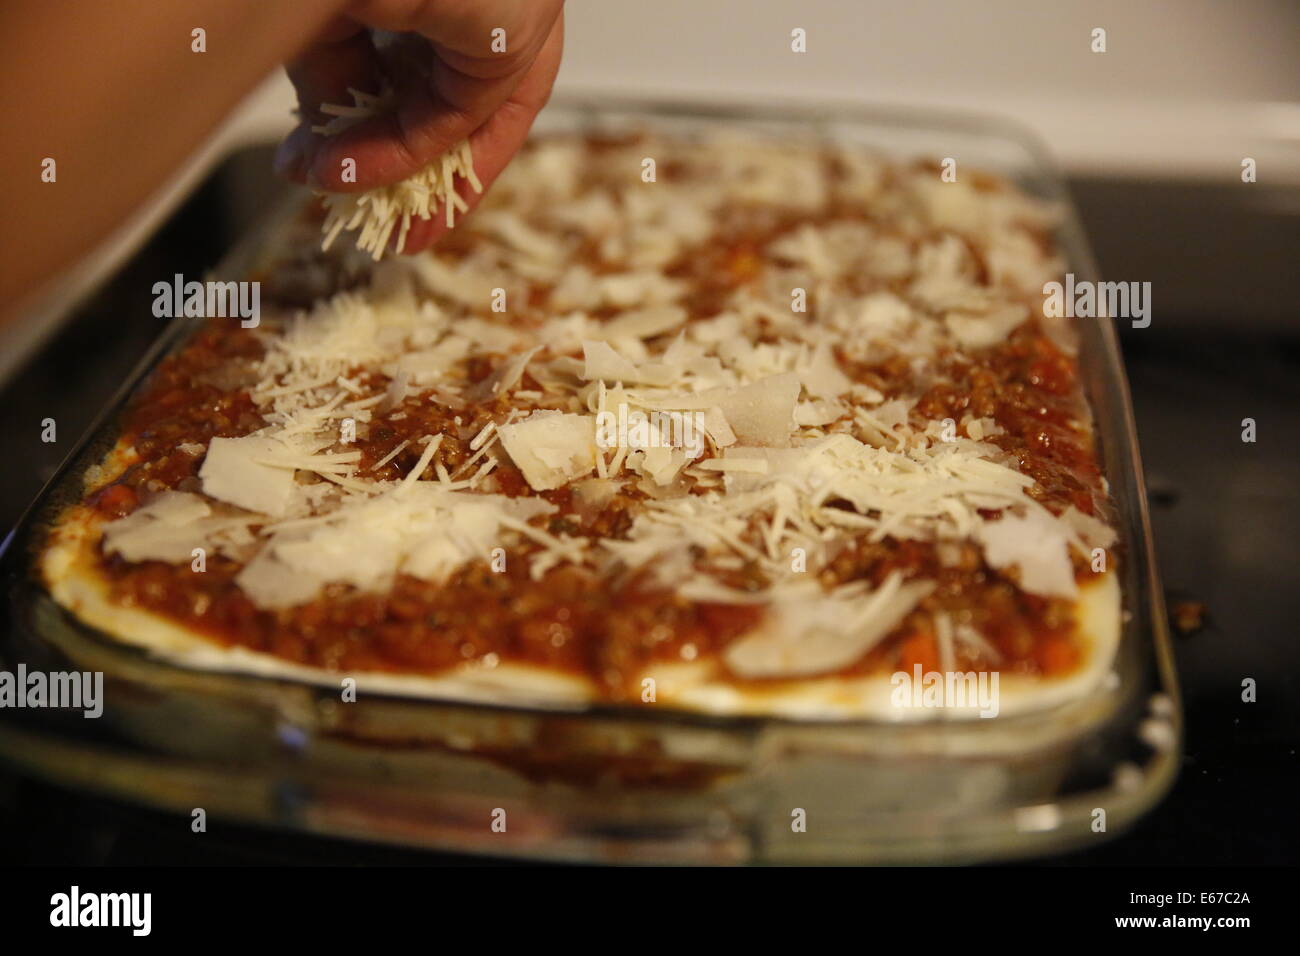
556, 0, 1300, 180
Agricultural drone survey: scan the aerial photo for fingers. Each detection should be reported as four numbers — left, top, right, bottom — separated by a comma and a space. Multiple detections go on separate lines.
353, 0, 561, 78
290, 0, 564, 192
395, 10, 563, 254
274, 25, 380, 181
277, 0, 565, 262
285, 24, 378, 115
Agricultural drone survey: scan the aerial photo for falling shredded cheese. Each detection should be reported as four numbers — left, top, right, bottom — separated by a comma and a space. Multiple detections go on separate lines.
314, 86, 483, 260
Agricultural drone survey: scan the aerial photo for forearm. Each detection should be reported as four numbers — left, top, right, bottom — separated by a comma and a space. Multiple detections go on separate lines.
0, 0, 347, 313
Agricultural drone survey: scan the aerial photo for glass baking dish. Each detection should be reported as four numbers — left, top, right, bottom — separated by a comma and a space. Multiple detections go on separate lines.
0, 96, 1180, 863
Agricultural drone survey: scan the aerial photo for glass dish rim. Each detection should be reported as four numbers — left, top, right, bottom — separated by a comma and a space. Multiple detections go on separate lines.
1, 92, 1180, 752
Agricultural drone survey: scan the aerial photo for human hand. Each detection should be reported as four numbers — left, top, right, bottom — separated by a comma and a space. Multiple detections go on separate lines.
275, 0, 564, 254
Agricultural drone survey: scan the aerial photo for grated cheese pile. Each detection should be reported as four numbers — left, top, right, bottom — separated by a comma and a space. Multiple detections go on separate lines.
101, 131, 1116, 680
313, 87, 483, 260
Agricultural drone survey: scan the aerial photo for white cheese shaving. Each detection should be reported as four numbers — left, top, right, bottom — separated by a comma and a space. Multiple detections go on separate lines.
978, 508, 1080, 599
669, 373, 801, 448
945, 303, 1030, 350
199, 436, 300, 517
1060, 505, 1119, 551
725, 573, 935, 678
497, 412, 597, 491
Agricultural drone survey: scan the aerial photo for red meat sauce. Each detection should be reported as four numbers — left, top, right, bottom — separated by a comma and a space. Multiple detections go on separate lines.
83, 318, 753, 696
913, 324, 1106, 520
105, 551, 762, 700
82, 170, 1106, 692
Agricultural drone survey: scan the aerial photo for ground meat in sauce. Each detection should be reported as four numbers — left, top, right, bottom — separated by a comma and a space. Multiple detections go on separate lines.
82, 139, 1115, 694
106, 551, 761, 700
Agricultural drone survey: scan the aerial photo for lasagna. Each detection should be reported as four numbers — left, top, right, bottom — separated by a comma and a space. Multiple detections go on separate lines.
41, 130, 1121, 719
